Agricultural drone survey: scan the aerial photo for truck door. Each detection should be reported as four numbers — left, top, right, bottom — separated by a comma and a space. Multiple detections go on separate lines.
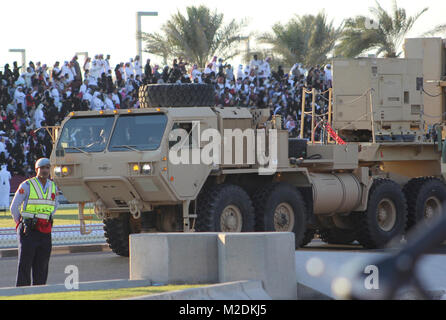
167, 120, 212, 199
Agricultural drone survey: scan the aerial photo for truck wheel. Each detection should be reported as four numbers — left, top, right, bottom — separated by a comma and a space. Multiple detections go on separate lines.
139, 84, 215, 108
252, 183, 308, 248
403, 178, 446, 230
195, 184, 255, 232
356, 179, 407, 249
103, 214, 140, 257
319, 227, 356, 245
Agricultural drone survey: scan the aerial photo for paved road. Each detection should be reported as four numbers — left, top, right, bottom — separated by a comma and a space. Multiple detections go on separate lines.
305, 238, 446, 253
297, 240, 446, 299
0, 251, 128, 288
1, 239, 444, 290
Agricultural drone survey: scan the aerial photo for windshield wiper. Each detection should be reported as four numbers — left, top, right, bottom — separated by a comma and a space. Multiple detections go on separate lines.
111, 145, 141, 152
63, 146, 91, 155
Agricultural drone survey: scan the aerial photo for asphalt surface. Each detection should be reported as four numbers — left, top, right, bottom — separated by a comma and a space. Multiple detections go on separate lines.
304, 238, 446, 254
1, 239, 444, 289
0, 251, 128, 288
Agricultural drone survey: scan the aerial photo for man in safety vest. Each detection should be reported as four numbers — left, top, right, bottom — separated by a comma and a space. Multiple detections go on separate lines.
10, 158, 58, 287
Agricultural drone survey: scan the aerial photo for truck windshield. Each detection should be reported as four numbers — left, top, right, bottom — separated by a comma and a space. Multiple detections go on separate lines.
57, 116, 115, 153
109, 114, 167, 151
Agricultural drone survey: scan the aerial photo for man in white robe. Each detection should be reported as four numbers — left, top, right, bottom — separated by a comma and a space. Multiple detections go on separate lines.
104, 94, 115, 110
92, 92, 104, 111
14, 87, 26, 107
34, 104, 45, 128
51, 86, 60, 107
134, 56, 142, 77
82, 89, 93, 106
125, 62, 134, 81
0, 165, 11, 209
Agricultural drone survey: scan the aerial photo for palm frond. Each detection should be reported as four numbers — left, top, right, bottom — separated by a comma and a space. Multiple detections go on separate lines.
336, 0, 428, 58
140, 5, 247, 68
422, 24, 446, 37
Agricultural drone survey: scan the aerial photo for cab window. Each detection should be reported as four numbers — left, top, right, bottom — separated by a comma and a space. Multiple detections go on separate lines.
109, 114, 168, 152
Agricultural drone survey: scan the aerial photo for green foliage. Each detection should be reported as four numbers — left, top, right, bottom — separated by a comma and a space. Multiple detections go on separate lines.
140, 5, 247, 68
423, 24, 446, 37
0, 208, 100, 228
335, 0, 428, 58
0, 285, 207, 300
257, 11, 341, 68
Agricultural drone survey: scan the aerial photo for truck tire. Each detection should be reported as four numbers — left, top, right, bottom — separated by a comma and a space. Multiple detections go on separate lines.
139, 84, 215, 108
103, 214, 133, 257
195, 184, 255, 232
403, 177, 446, 230
319, 227, 356, 245
252, 182, 308, 249
355, 179, 407, 249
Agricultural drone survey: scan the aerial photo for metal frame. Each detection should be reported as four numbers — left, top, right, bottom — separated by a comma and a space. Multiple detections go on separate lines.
8, 49, 26, 72
136, 11, 158, 61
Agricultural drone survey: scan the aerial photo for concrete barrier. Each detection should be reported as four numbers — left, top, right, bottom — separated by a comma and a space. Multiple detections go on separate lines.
218, 232, 297, 300
129, 232, 296, 300
129, 233, 218, 284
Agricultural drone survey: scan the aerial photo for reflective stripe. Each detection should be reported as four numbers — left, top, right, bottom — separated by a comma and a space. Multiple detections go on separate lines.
29, 179, 44, 199
46, 185, 52, 200
21, 212, 51, 220
47, 182, 55, 200
27, 199, 56, 206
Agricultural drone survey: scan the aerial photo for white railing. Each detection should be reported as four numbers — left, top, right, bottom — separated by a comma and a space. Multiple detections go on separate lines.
0, 224, 105, 248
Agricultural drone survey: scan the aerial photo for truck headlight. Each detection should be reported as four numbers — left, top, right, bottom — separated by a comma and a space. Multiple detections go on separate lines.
132, 164, 140, 173
54, 165, 71, 177
61, 166, 71, 176
141, 163, 152, 175
130, 163, 153, 175
54, 166, 62, 177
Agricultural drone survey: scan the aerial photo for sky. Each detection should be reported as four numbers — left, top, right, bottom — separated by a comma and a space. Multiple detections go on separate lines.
0, 0, 445, 69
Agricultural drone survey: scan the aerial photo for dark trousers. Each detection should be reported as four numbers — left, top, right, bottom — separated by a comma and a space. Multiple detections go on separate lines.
16, 224, 52, 287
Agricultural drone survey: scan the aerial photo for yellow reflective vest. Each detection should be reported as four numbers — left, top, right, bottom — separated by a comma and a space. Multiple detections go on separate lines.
21, 177, 56, 220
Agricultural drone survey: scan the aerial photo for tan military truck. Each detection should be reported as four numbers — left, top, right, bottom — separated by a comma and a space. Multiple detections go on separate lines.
50, 38, 446, 256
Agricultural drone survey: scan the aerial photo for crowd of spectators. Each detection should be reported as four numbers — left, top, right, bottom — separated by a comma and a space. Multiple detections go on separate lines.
0, 53, 332, 181
147, 54, 333, 139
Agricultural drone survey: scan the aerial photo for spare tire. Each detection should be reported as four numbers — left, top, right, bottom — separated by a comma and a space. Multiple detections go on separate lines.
139, 84, 215, 108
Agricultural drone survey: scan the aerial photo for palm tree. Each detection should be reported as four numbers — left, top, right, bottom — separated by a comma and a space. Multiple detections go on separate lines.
140, 5, 247, 68
257, 11, 341, 68
335, 0, 428, 58
140, 32, 171, 66
423, 24, 446, 37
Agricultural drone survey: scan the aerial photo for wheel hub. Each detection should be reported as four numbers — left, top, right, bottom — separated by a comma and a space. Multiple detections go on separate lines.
424, 196, 441, 223
274, 203, 295, 232
220, 205, 242, 232
376, 198, 397, 232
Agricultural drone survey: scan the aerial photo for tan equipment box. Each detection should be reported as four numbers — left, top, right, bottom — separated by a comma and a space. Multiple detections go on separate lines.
332, 58, 424, 141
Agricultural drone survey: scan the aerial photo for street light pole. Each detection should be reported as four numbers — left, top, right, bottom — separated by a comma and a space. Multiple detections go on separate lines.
239, 36, 250, 63
9, 49, 26, 73
75, 52, 89, 60
136, 11, 158, 61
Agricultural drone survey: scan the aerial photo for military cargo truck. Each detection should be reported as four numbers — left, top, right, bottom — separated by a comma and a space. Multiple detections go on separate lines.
50, 38, 446, 256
